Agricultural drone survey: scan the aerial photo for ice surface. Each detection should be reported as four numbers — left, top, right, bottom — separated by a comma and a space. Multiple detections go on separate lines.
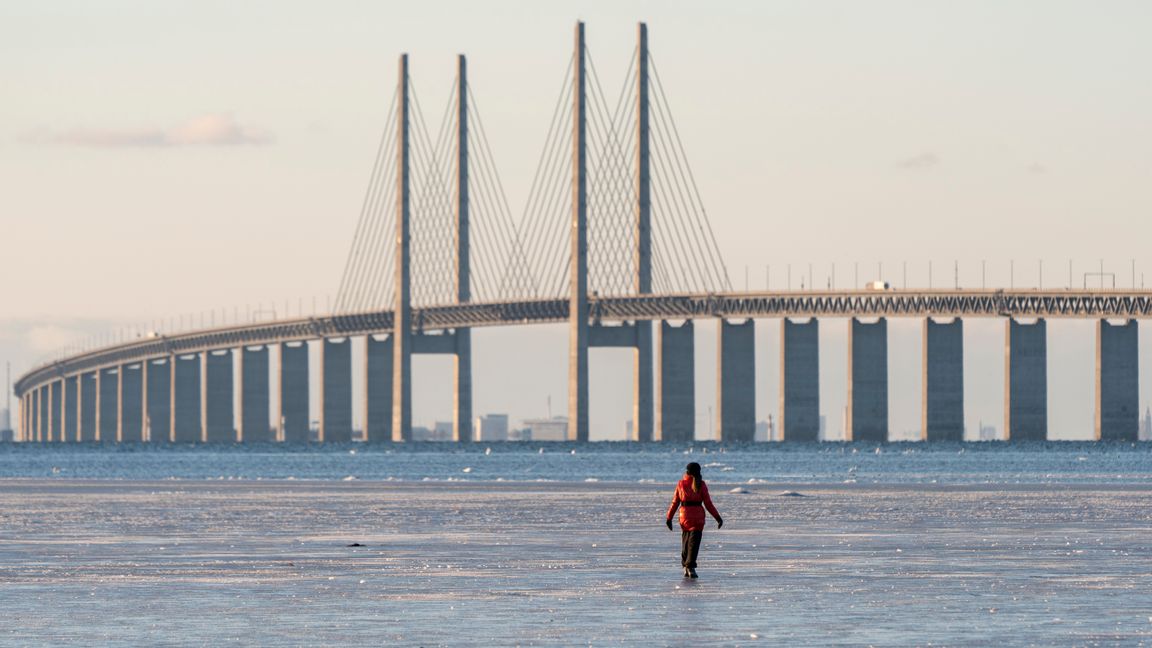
2, 477, 1152, 645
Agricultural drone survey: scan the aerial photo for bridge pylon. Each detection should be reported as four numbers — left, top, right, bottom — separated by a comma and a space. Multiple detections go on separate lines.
568, 21, 590, 442
632, 22, 653, 442
392, 53, 413, 441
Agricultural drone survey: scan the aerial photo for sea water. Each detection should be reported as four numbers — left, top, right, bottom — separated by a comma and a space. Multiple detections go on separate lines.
3, 443, 1151, 646
0, 441, 1151, 484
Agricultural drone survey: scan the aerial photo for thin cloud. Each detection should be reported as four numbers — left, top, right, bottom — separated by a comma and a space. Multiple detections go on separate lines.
34, 113, 271, 148
1027, 162, 1047, 175
896, 152, 940, 171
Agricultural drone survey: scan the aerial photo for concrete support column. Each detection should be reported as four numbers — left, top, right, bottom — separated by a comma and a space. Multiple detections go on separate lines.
848, 318, 889, 443
454, 330, 473, 443
79, 373, 97, 442
632, 322, 654, 442
38, 385, 48, 440
146, 360, 171, 442
203, 350, 234, 443
1096, 319, 1138, 441
321, 338, 352, 443
98, 368, 118, 438
18, 393, 25, 442
656, 320, 695, 442
239, 346, 271, 443
92, 371, 100, 441
923, 318, 964, 442
49, 380, 61, 442
781, 318, 820, 442
119, 364, 144, 443
60, 378, 72, 442
717, 319, 755, 442
279, 342, 310, 443
1005, 318, 1048, 442
39, 388, 45, 442
98, 368, 118, 442
172, 354, 202, 443
364, 335, 393, 443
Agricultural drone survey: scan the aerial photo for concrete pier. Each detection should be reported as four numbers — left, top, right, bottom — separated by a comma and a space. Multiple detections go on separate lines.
1005, 319, 1048, 442
364, 335, 393, 443
50, 380, 62, 442
848, 318, 889, 443
203, 351, 234, 443
656, 320, 695, 442
922, 318, 964, 442
279, 342, 310, 443
780, 318, 820, 442
79, 373, 97, 442
98, 368, 118, 442
62, 378, 76, 442
37, 386, 46, 442
119, 364, 144, 443
146, 359, 171, 442
172, 354, 202, 443
454, 330, 473, 443
239, 346, 271, 442
1096, 319, 1138, 441
321, 338, 352, 443
717, 319, 755, 442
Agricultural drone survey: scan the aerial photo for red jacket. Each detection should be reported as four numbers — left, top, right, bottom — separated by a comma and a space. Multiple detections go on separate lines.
666, 477, 721, 531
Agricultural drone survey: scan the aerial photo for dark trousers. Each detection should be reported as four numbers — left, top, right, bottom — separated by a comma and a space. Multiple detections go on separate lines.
681, 530, 703, 568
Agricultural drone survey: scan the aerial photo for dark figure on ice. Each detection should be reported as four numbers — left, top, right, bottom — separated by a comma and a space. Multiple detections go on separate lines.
665, 462, 723, 578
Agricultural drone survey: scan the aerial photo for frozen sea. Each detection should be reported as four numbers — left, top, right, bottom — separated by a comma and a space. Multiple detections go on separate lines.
3, 443, 1152, 646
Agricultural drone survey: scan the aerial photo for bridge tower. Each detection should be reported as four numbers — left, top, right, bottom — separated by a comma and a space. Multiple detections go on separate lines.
393, 53, 413, 441
453, 54, 473, 443
632, 23, 654, 443
568, 22, 589, 442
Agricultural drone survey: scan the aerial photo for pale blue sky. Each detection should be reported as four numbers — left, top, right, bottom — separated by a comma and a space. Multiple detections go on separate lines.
2, 1, 1151, 438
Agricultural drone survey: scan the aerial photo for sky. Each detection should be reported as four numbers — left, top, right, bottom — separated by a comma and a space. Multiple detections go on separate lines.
2, 1, 1151, 439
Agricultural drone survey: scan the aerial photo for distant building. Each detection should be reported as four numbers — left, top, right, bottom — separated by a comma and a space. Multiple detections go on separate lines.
767, 414, 776, 441
412, 423, 453, 442
819, 415, 827, 438
0, 408, 10, 442
523, 416, 568, 442
979, 421, 998, 441
1142, 407, 1152, 441
754, 420, 769, 442
474, 414, 509, 442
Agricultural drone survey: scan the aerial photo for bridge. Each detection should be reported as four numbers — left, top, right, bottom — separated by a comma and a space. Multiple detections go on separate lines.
14, 23, 1151, 444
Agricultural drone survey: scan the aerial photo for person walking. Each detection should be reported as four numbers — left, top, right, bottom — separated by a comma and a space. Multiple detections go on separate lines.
665, 462, 723, 578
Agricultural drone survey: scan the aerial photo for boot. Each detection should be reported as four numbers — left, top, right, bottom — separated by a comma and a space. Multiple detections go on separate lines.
688, 567, 698, 579
683, 567, 691, 578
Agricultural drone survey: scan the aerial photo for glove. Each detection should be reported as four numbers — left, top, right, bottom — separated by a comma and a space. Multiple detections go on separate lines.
665, 519, 673, 531
716, 517, 724, 529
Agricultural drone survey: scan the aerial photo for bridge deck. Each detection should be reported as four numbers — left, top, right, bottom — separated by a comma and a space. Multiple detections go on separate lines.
15, 289, 1152, 394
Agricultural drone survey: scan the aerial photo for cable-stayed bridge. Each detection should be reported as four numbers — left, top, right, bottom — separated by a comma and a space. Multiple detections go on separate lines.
14, 23, 1152, 445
